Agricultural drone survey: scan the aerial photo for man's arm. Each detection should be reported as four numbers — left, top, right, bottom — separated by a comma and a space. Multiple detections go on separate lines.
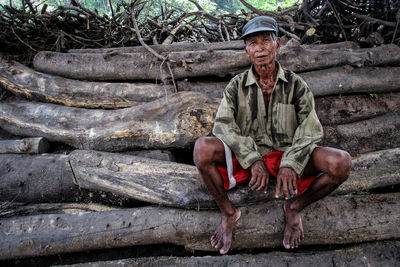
213, 78, 269, 192
275, 81, 323, 198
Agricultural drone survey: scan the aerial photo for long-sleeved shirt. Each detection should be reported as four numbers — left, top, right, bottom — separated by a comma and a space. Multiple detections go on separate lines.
212, 62, 323, 176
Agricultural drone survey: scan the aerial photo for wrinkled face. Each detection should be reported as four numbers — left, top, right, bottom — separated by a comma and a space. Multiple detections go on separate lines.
244, 31, 281, 67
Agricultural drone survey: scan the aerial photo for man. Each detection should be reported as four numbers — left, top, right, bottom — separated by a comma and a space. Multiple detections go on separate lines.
193, 16, 352, 254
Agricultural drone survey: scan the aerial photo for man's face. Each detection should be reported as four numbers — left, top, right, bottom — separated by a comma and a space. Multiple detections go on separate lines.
244, 32, 281, 68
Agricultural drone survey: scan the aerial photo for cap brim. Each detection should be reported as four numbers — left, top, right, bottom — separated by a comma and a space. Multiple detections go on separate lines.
240, 27, 277, 40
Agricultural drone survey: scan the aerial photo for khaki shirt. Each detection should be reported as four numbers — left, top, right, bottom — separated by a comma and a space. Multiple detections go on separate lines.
212, 62, 323, 176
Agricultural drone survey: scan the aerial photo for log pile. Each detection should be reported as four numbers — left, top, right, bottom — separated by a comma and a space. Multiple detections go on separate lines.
1, 0, 399, 64
1, 40, 399, 264
0, 1, 400, 265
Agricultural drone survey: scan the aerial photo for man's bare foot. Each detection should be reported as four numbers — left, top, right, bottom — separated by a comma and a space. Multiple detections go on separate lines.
210, 208, 241, 254
283, 199, 304, 249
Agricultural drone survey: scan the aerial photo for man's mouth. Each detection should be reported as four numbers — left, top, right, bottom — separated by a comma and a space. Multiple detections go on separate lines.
256, 55, 267, 60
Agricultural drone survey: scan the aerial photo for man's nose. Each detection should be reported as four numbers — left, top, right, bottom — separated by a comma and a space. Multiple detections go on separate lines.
255, 43, 264, 52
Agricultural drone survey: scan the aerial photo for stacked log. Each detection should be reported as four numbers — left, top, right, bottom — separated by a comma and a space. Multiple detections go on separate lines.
0, 40, 399, 262
55, 241, 400, 267
0, 148, 399, 208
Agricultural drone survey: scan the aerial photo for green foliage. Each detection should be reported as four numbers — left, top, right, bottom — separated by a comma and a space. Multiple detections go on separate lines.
369, 93, 379, 99
245, 0, 301, 11
211, 0, 243, 14
1, 0, 301, 15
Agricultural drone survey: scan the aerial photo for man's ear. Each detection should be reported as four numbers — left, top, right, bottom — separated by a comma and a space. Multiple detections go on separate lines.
275, 37, 281, 53
244, 45, 249, 56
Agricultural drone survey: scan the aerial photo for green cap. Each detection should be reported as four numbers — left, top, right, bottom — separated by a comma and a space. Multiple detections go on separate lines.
240, 16, 278, 40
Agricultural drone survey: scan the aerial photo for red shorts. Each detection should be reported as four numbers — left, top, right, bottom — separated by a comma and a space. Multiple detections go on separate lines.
217, 151, 317, 195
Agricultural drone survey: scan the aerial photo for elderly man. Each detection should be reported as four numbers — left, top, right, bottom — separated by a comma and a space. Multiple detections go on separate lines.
193, 16, 352, 254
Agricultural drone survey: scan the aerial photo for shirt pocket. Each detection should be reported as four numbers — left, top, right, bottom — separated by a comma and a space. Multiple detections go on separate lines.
273, 103, 298, 142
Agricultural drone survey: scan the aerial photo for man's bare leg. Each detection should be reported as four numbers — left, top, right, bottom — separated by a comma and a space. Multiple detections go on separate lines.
193, 136, 241, 254
283, 146, 352, 249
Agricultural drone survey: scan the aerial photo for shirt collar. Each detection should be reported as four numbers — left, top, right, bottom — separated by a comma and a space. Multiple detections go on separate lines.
245, 61, 288, 86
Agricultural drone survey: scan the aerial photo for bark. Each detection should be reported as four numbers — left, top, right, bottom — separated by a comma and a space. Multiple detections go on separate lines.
178, 80, 227, 98
0, 128, 20, 140
0, 137, 49, 154
122, 150, 176, 162
315, 93, 400, 125
33, 44, 400, 80
56, 241, 400, 267
0, 57, 172, 108
0, 202, 118, 219
68, 148, 399, 208
68, 40, 245, 54
301, 41, 360, 50
0, 92, 220, 151
300, 66, 400, 96
0, 148, 398, 207
1, 193, 399, 259
0, 154, 78, 203
321, 113, 400, 155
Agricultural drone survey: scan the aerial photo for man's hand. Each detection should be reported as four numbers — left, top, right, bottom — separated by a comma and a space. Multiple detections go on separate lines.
275, 167, 297, 199
249, 160, 269, 193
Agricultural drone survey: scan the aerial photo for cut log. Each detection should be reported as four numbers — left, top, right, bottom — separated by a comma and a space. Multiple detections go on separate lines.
68, 149, 275, 208
67, 40, 359, 54
339, 148, 400, 193
0, 148, 398, 207
3, 56, 400, 108
68, 40, 245, 54
33, 45, 400, 80
33, 50, 250, 81
0, 202, 118, 218
68, 148, 400, 208
0, 193, 399, 259
300, 66, 400, 96
321, 113, 400, 155
315, 93, 400, 125
0, 153, 78, 203
0, 137, 49, 154
183, 66, 400, 98
0, 55, 228, 107
0, 153, 141, 205
278, 44, 400, 72
1, 96, 398, 152
55, 241, 400, 267
0, 56, 172, 108
0, 92, 220, 150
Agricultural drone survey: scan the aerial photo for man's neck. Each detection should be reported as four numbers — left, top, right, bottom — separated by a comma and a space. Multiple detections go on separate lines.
254, 62, 277, 81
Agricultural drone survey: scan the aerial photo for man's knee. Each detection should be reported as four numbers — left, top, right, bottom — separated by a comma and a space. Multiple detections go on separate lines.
193, 137, 209, 167
327, 150, 352, 183
193, 137, 223, 168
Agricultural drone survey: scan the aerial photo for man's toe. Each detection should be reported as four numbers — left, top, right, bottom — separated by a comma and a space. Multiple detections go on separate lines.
283, 241, 290, 249
219, 241, 231, 254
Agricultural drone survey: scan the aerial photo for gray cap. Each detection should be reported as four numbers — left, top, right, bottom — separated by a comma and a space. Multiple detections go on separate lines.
240, 16, 278, 40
